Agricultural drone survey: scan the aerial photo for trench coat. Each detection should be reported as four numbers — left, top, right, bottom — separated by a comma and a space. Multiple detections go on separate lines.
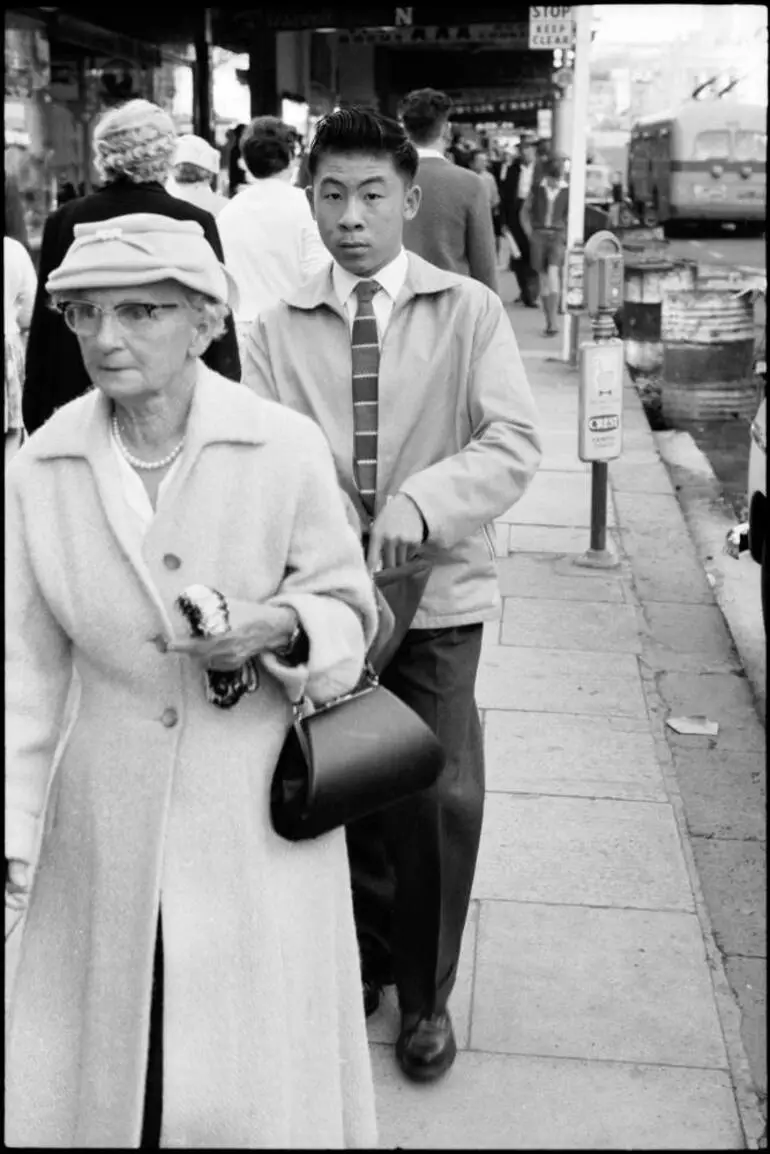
242, 252, 542, 629
4, 365, 379, 1148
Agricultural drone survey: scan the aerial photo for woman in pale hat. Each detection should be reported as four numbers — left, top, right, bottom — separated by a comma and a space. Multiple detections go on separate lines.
23, 100, 241, 436
5, 212, 379, 1148
168, 133, 229, 218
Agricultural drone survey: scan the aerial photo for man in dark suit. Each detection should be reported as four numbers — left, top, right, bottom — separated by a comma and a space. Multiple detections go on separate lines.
399, 88, 498, 292
499, 135, 539, 308
23, 99, 241, 435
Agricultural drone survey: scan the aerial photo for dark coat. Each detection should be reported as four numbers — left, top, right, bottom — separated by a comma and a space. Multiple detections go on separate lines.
23, 179, 241, 434
498, 159, 538, 230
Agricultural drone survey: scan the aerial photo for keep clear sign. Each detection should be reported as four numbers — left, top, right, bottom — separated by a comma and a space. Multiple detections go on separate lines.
578, 340, 624, 462
529, 6, 574, 48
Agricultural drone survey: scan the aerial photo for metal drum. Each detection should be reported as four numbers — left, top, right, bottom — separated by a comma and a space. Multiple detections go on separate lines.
661, 273, 756, 424
622, 254, 696, 377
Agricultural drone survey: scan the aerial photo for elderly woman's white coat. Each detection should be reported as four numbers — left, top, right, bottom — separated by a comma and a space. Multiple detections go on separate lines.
5, 365, 379, 1148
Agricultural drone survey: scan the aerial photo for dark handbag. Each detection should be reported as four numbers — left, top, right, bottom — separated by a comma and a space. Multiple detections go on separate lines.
270, 665, 445, 842
369, 553, 434, 674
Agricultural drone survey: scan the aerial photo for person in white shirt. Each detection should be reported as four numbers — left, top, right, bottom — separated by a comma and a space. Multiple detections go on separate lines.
521, 154, 570, 336
167, 134, 229, 218
4, 234, 37, 464
216, 117, 330, 347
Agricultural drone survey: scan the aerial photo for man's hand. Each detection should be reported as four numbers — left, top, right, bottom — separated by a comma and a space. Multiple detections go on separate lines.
367, 494, 426, 572
6, 859, 31, 913
167, 604, 298, 671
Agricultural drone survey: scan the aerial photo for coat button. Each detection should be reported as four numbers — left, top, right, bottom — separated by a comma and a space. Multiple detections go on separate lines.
161, 708, 179, 728
163, 553, 182, 570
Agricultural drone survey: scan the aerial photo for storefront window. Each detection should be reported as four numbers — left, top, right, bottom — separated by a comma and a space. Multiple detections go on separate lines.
5, 15, 55, 259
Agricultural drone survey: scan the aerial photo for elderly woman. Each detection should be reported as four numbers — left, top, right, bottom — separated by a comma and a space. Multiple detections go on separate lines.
23, 99, 241, 436
5, 213, 379, 1148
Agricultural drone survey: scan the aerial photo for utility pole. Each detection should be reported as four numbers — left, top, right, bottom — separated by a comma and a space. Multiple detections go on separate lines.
561, 4, 593, 364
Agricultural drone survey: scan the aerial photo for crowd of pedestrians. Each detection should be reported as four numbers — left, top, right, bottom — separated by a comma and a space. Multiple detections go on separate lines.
4, 93, 543, 1147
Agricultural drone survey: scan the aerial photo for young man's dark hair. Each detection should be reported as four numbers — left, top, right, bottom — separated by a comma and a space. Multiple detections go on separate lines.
307, 107, 419, 184
240, 116, 295, 179
398, 87, 453, 146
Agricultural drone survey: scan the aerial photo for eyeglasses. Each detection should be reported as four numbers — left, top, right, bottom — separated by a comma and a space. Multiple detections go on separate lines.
56, 301, 182, 337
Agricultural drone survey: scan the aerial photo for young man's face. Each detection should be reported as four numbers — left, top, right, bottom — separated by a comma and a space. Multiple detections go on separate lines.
521, 144, 536, 165
308, 151, 421, 277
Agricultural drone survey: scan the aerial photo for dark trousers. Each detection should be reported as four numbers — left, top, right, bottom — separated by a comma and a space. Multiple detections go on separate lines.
509, 197, 538, 305
140, 912, 164, 1148
345, 624, 485, 1017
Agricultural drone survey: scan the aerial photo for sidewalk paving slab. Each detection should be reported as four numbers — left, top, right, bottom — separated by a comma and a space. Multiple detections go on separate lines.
471, 902, 726, 1067
500, 471, 618, 527
484, 711, 666, 802
477, 646, 648, 717
472, 795, 694, 910
496, 554, 632, 603
371, 1047, 743, 1150
500, 597, 644, 652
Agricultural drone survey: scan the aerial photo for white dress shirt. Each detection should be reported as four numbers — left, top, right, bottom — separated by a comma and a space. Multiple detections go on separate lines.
331, 248, 409, 342
217, 175, 331, 324
517, 161, 534, 201
110, 432, 183, 539
416, 146, 448, 161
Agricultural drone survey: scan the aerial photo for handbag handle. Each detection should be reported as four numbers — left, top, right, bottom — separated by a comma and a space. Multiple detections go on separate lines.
291, 660, 380, 722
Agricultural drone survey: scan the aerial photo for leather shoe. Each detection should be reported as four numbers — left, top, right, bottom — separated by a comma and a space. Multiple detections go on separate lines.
363, 978, 381, 1018
395, 1011, 457, 1082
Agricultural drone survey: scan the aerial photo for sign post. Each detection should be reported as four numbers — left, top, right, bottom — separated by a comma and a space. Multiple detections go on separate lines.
560, 4, 593, 365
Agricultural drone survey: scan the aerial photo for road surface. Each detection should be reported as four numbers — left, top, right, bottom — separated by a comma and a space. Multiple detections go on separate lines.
666, 231, 765, 274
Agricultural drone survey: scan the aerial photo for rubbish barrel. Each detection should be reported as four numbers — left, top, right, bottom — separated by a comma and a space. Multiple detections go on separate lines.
661, 265, 757, 424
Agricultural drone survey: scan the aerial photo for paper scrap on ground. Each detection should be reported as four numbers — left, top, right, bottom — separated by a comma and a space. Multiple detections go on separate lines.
666, 715, 720, 737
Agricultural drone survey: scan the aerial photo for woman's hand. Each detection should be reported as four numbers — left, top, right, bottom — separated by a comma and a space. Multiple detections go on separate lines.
167, 603, 298, 671
6, 859, 31, 913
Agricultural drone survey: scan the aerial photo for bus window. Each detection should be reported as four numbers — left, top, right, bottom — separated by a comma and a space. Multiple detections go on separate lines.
735, 130, 767, 162
693, 130, 730, 161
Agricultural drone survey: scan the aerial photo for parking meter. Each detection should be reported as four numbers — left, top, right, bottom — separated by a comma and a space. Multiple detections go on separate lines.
584, 230, 624, 324
575, 231, 625, 568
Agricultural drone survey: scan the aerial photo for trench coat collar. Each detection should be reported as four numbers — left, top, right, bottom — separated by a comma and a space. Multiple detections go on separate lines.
28, 364, 267, 634
31, 362, 268, 463
283, 250, 464, 317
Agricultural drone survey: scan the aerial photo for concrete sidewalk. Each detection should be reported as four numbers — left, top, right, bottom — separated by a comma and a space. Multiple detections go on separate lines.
368, 281, 764, 1149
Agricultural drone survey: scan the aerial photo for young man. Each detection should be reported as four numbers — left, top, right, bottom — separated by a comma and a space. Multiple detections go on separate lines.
242, 108, 542, 1084
499, 135, 539, 307
522, 153, 570, 337
399, 88, 498, 291
216, 116, 329, 347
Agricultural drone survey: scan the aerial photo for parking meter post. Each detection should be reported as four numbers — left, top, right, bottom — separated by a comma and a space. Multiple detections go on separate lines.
574, 230, 625, 572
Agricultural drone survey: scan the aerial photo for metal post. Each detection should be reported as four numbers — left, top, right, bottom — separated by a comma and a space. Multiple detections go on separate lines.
589, 461, 608, 552
561, 5, 593, 364
194, 8, 213, 143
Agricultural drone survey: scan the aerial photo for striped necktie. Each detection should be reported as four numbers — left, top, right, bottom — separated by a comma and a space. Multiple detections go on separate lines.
351, 279, 381, 518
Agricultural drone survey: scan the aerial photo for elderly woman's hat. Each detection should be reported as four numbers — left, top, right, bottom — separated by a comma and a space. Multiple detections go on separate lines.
45, 213, 239, 310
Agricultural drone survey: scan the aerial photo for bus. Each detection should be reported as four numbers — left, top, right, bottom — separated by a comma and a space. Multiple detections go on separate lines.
627, 100, 766, 233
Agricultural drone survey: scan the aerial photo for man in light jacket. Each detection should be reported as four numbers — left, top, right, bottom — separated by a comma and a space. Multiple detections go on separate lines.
216, 116, 330, 348
399, 88, 498, 292
242, 108, 542, 1086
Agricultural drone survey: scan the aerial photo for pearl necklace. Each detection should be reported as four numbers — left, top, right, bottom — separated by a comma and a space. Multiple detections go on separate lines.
111, 413, 185, 471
